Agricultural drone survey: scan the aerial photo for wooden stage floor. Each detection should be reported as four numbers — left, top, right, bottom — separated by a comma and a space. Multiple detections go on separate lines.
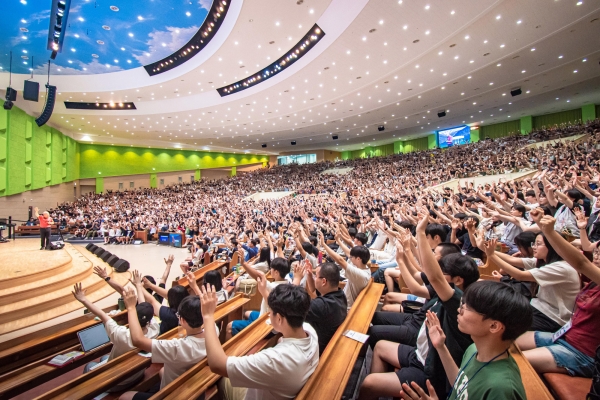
0, 239, 131, 336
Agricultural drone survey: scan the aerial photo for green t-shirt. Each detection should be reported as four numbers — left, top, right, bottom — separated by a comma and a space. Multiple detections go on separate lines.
448, 344, 526, 400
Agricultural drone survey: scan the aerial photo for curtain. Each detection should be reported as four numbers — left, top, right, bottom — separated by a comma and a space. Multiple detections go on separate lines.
403, 137, 428, 153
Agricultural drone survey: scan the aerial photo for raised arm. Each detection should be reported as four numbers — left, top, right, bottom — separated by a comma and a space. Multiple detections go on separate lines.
158, 254, 175, 285
185, 271, 202, 296
72, 283, 111, 324
415, 213, 455, 301
395, 240, 429, 298
236, 249, 262, 280
140, 281, 162, 316
130, 270, 145, 305
537, 215, 600, 284
94, 265, 125, 295
319, 231, 347, 269
483, 239, 535, 282
142, 277, 168, 300
200, 284, 229, 376
123, 287, 152, 352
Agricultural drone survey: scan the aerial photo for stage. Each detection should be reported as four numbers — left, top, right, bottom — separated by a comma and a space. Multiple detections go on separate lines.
0, 240, 131, 336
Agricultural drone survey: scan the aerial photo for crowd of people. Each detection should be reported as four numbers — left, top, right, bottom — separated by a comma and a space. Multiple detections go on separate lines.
60, 118, 600, 400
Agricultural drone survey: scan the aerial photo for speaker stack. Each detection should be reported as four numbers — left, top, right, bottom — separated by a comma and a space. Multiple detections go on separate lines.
85, 244, 130, 273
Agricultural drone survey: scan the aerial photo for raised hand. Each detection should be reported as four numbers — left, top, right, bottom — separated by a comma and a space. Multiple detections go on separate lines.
93, 265, 108, 280
122, 286, 138, 309
164, 254, 175, 265
130, 269, 143, 286
538, 215, 557, 234
529, 207, 545, 225
425, 310, 446, 350
185, 271, 198, 288
574, 208, 588, 230
142, 276, 152, 289
72, 282, 87, 302
464, 218, 476, 233
483, 238, 497, 258
199, 283, 218, 319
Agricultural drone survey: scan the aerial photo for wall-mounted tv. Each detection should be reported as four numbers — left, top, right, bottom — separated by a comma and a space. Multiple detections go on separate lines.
437, 125, 471, 149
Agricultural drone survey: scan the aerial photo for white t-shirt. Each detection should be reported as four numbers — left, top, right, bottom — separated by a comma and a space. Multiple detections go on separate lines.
522, 258, 580, 326
152, 326, 219, 388
253, 261, 270, 273
343, 262, 371, 309
227, 323, 319, 400
104, 319, 160, 387
260, 281, 286, 315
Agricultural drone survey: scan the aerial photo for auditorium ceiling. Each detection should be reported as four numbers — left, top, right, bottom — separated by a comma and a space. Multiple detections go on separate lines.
2, 0, 600, 154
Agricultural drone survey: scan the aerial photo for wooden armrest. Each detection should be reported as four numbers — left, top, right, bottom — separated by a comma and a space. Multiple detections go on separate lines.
510, 345, 554, 400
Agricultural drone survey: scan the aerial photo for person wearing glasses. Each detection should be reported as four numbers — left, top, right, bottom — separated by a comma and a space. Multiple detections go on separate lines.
483, 209, 580, 333
398, 281, 531, 400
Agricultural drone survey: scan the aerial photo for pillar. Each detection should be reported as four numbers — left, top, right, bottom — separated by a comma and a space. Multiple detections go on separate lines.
95, 177, 104, 194
470, 128, 480, 143
230, 166, 236, 177
150, 173, 157, 188
195, 169, 201, 180
520, 116, 533, 135
428, 134, 437, 149
582, 104, 596, 123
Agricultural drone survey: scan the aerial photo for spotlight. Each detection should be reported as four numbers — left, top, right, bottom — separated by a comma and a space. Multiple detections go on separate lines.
332, 135, 338, 140
510, 87, 522, 97
261, 144, 267, 148
291, 141, 297, 145
378, 125, 385, 131
437, 110, 446, 118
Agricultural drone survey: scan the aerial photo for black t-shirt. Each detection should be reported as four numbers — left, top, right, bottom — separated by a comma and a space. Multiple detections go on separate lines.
457, 233, 484, 259
305, 289, 348, 355
159, 305, 179, 335
153, 283, 166, 304
425, 287, 473, 398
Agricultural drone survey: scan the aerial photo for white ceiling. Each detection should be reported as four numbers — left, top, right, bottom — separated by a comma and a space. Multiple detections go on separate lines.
2, 0, 600, 155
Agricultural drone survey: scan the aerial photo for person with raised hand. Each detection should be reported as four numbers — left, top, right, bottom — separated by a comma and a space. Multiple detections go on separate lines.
94, 265, 126, 295
483, 210, 580, 333
358, 212, 480, 400
120, 286, 211, 400
71, 283, 158, 390
515, 214, 600, 379
200, 282, 319, 400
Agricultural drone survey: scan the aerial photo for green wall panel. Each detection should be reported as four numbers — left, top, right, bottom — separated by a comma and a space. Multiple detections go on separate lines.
582, 104, 596, 122
480, 120, 520, 140
470, 129, 480, 143
341, 151, 351, 160
402, 137, 428, 153
230, 166, 237, 177
533, 108, 582, 129
79, 144, 269, 179
194, 170, 200, 181
150, 173, 157, 188
520, 116, 533, 135
428, 134, 436, 149
95, 177, 104, 194
393, 140, 402, 154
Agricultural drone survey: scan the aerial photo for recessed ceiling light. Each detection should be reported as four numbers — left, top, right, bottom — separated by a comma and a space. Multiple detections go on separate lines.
558, 55, 564, 58
576, 1, 583, 5
496, 15, 501, 20
275, 21, 280, 26
582, 58, 587, 62
464, 35, 470, 39
450, 10, 455, 15
78, 17, 84, 22
500, 44, 505, 48
362, 36, 367, 41
128, 33, 134, 37
309, 8, 314, 13
483, 40, 488, 44
425, 4, 430, 10
574, 70, 578, 73
346, 50, 351, 54
522, 70, 526, 73
425, 30, 430, 35
531, 48, 535, 51
186, 11, 191, 16
379, 19, 384, 25
403, 25, 408, 30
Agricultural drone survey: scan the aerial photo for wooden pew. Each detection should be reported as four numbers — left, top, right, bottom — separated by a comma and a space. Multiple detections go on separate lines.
510, 345, 554, 400
34, 295, 250, 400
149, 313, 277, 400
543, 373, 591, 400
171, 260, 228, 292
296, 280, 384, 400
0, 308, 128, 398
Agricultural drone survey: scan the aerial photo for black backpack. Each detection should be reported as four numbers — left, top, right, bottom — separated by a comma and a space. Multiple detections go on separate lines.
589, 345, 600, 400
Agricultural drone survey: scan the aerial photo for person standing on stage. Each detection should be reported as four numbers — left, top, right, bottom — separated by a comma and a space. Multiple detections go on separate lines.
34, 207, 53, 250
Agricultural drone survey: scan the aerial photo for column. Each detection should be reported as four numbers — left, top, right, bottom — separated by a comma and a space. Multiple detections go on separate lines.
520, 116, 533, 135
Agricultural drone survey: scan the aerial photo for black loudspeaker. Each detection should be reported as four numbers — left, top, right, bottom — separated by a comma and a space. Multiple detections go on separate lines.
261, 144, 267, 148
511, 88, 522, 97
3, 100, 13, 110
332, 135, 338, 140
23, 81, 39, 102
106, 255, 120, 267
378, 125, 385, 131
437, 111, 446, 118
291, 141, 297, 145
86, 243, 95, 251
35, 84, 57, 127
113, 259, 130, 273
94, 247, 106, 257
101, 251, 113, 262
5, 87, 17, 101
88, 244, 98, 253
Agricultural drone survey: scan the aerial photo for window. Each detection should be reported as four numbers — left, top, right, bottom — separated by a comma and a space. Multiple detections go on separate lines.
129, 181, 134, 188
277, 153, 317, 166
118, 182, 123, 190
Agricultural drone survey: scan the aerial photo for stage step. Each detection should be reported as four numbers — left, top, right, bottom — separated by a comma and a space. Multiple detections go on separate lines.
0, 244, 131, 335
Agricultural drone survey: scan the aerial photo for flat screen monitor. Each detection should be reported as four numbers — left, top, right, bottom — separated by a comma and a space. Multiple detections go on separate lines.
437, 125, 471, 149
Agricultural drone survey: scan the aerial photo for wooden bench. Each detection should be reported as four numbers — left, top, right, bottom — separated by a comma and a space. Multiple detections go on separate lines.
34, 295, 250, 400
149, 313, 277, 400
510, 345, 554, 400
15, 225, 66, 236
171, 260, 228, 292
0, 306, 128, 398
296, 280, 384, 400
543, 373, 591, 400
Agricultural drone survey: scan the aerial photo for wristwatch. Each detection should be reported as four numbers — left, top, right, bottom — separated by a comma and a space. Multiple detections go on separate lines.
104, 277, 111, 282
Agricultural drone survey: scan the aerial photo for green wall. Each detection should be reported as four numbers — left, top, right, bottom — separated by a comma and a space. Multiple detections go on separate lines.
427, 134, 436, 149
520, 116, 533, 135
480, 120, 521, 140
79, 144, 269, 179
533, 108, 582, 129
0, 101, 80, 197
470, 128, 480, 143
582, 104, 596, 122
